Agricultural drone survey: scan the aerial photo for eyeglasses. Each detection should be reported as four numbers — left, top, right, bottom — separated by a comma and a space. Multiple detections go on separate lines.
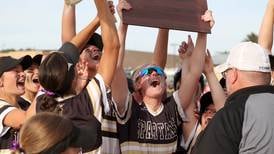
139, 66, 165, 78
221, 68, 232, 79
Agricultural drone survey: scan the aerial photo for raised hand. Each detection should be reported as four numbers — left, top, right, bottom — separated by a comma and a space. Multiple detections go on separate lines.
203, 49, 214, 75
201, 10, 215, 28
107, 1, 116, 15
178, 35, 194, 61
75, 61, 89, 94
117, 0, 132, 21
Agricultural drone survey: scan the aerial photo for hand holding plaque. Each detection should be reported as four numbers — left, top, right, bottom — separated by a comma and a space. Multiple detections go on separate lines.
123, 0, 211, 33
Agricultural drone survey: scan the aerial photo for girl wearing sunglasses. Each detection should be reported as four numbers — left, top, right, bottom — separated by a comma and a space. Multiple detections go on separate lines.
112, 0, 215, 153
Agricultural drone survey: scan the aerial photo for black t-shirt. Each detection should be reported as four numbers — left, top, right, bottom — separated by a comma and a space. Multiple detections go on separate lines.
117, 94, 185, 154
36, 89, 101, 152
17, 97, 31, 111
36, 74, 120, 153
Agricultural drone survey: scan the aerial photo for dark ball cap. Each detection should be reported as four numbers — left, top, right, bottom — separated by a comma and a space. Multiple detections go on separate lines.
32, 54, 43, 66
86, 33, 103, 51
0, 55, 32, 76
199, 91, 213, 115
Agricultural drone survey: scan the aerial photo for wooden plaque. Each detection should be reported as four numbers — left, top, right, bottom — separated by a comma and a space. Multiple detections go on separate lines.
123, 0, 210, 33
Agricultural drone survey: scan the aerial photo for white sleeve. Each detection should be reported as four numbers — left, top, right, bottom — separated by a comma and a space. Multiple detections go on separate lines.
173, 90, 187, 121
0, 106, 16, 137
87, 74, 110, 114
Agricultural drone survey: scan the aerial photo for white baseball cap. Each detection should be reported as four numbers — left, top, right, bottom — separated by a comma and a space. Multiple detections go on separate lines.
218, 42, 271, 73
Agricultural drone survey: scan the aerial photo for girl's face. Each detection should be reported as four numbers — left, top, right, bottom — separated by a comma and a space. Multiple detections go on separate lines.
24, 64, 40, 94
136, 66, 167, 98
0, 65, 26, 96
201, 104, 216, 130
80, 45, 101, 78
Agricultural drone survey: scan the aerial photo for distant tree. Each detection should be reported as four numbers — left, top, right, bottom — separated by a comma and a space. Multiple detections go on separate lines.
0, 49, 15, 52
243, 32, 258, 43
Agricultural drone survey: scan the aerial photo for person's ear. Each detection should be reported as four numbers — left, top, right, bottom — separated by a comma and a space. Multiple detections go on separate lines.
230, 68, 238, 85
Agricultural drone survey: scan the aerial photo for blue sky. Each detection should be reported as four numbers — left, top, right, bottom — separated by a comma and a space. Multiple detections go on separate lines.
0, 0, 269, 55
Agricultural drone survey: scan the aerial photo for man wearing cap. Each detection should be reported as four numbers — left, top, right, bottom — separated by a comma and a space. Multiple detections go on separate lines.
192, 42, 274, 154
0, 55, 33, 151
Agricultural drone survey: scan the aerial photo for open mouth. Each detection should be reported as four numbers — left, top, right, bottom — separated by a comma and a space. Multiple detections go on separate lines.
92, 54, 101, 61
17, 80, 25, 87
32, 78, 39, 84
149, 78, 160, 87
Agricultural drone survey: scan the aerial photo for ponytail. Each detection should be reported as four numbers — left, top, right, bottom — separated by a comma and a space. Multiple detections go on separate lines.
37, 94, 62, 114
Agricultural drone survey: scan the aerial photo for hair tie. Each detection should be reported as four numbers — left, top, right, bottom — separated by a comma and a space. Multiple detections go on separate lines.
10, 137, 20, 151
41, 89, 55, 96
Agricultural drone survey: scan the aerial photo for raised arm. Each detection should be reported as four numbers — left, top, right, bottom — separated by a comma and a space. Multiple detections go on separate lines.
176, 38, 199, 145
63, 1, 117, 51
95, 0, 120, 87
111, 0, 132, 113
152, 29, 169, 68
61, 2, 76, 43
178, 10, 214, 110
179, 36, 193, 77
70, 17, 100, 51
61, 0, 100, 51
203, 50, 226, 111
258, 0, 274, 53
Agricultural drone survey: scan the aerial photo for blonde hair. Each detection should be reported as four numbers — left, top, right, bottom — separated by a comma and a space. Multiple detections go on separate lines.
19, 112, 73, 154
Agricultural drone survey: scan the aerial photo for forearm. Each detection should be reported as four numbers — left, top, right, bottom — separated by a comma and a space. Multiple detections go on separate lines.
96, 0, 119, 51
111, 22, 129, 114
178, 33, 206, 109
26, 99, 37, 120
258, 2, 274, 53
189, 33, 207, 76
96, 0, 120, 87
62, 4, 76, 43
70, 17, 100, 51
4, 109, 28, 129
152, 28, 169, 68
205, 72, 226, 111
117, 22, 128, 67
